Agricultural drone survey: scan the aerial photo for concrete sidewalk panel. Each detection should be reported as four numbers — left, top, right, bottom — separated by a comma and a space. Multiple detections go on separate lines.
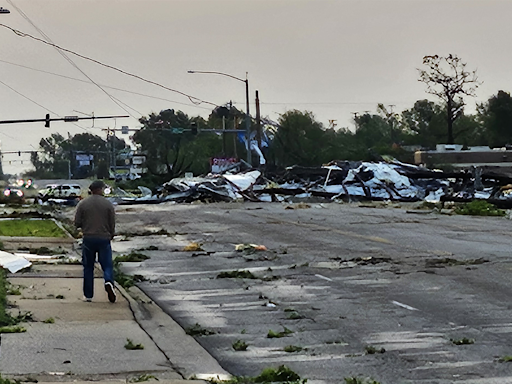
0, 320, 173, 375
8, 277, 132, 322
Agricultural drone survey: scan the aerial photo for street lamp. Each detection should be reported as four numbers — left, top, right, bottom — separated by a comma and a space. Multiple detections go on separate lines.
188, 70, 252, 164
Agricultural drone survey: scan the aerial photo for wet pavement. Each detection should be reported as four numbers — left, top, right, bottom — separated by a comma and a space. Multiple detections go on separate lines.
107, 201, 512, 384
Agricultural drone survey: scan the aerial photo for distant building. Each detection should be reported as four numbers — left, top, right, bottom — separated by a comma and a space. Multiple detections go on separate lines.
414, 145, 512, 169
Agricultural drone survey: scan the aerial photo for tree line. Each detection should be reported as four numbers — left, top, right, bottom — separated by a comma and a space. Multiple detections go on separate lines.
23, 55, 512, 182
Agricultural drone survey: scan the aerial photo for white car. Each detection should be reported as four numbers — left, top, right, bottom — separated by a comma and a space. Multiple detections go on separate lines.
38, 184, 82, 199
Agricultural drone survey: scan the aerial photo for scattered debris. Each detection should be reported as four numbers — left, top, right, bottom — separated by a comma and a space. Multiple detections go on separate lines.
235, 243, 267, 252
284, 203, 311, 210
0, 251, 32, 273
124, 339, 144, 350
185, 323, 216, 336
232, 339, 249, 351
217, 270, 257, 279
450, 337, 475, 345
283, 345, 303, 353
344, 377, 381, 384
425, 257, 488, 268
183, 242, 204, 252
128, 374, 158, 383
365, 345, 386, 354
115, 252, 150, 262
267, 327, 294, 338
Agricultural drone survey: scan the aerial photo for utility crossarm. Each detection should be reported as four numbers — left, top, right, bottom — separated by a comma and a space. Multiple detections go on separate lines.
0, 115, 129, 126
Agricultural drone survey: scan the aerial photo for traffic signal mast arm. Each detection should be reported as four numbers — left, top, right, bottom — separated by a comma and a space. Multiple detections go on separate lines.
0, 114, 129, 126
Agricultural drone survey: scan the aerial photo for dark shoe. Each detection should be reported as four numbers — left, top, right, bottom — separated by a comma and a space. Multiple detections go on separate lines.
105, 282, 116, 303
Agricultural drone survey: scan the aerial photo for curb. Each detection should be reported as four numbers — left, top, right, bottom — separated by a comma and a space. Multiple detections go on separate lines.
115, 282, 230, 382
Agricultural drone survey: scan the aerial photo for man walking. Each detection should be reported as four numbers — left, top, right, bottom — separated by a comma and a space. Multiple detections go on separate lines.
74, 180, 116, 303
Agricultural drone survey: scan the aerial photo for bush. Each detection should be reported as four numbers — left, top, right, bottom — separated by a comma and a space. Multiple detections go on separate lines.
454, 200, 506, 217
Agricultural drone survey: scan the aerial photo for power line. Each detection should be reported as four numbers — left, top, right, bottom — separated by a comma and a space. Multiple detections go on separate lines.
5, 0, 138, 119
0, 78, 91, 132
0, 23, 218, 108
0, 59, 212, 111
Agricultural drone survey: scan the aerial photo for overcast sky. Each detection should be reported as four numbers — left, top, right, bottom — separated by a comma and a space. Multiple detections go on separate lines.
1, 0, 511, 174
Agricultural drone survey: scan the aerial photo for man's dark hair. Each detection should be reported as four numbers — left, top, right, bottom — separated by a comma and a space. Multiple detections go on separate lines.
89, 180, 106, 192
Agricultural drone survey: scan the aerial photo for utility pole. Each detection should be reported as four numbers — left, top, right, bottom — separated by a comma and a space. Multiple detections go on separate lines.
255, 90, 261, 151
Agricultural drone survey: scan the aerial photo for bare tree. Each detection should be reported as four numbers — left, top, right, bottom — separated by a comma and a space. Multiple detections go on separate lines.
418, 54, 481, 144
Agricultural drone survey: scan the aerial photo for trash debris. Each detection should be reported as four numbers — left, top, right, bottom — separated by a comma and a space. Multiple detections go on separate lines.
85, 158, 512, 206
235, 244, 267, 252
0, 250, 32, 273
183, 242, 204, 252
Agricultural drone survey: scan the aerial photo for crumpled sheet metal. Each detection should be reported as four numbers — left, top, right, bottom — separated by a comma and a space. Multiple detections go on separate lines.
0, 250, 32, 273
160, 170, 262, 203
261, 160, 512, 204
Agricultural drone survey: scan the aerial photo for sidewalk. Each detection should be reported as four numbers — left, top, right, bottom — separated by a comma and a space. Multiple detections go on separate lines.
0, 262, 230, 383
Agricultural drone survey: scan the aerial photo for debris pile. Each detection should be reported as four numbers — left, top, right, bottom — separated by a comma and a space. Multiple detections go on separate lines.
104, 160, 512, 207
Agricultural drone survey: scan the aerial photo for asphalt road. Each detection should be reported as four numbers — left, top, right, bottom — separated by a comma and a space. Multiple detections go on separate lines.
111, 201, 512, 384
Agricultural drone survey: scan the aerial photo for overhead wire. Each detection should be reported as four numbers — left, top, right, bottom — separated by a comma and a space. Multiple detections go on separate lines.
0, 76, 90, 133
0, 59, 212, 111
0, 23, 219, 108
5, 0, 138, 120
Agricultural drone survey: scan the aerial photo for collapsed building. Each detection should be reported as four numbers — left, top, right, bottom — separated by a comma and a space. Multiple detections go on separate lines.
108, 157, 512, 207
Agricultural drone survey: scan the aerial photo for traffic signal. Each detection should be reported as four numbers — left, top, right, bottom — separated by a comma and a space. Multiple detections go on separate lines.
45, 114, 50, 128
191, 121, 197, 135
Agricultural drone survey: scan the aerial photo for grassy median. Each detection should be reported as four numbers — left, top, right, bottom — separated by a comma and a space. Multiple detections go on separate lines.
0, 219, 66, 237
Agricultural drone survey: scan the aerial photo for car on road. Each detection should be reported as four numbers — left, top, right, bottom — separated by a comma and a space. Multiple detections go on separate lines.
2, 186, 24, 203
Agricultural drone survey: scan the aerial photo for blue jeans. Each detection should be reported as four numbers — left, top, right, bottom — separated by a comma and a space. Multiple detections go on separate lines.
82, 237, 114, 299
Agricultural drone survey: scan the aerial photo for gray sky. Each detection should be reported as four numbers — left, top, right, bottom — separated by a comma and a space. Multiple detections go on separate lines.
1, 0, 511, 174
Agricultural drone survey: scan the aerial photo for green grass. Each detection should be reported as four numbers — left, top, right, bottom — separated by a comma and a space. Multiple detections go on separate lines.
0, 219, 67, 237
43, 317, 55, 324
0, 269, 13, 326
454, 200, 506, 217
0, 374, 21, 384
124, 339, 144, 350
0, 325, 26, 333
499, 355, 512, 362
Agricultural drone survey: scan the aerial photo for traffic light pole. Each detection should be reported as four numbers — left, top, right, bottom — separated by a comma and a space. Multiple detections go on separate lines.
0, 114, 129, 126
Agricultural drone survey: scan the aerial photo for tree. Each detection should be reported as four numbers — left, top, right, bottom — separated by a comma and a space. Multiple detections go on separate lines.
477, 90, 512, 147
354, 112, 391, 149
134, 109, 220, 180
418, 54, 481, 144
269, 110, 335, 167
401, 100, 446, 148
29, 132, 115, 179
